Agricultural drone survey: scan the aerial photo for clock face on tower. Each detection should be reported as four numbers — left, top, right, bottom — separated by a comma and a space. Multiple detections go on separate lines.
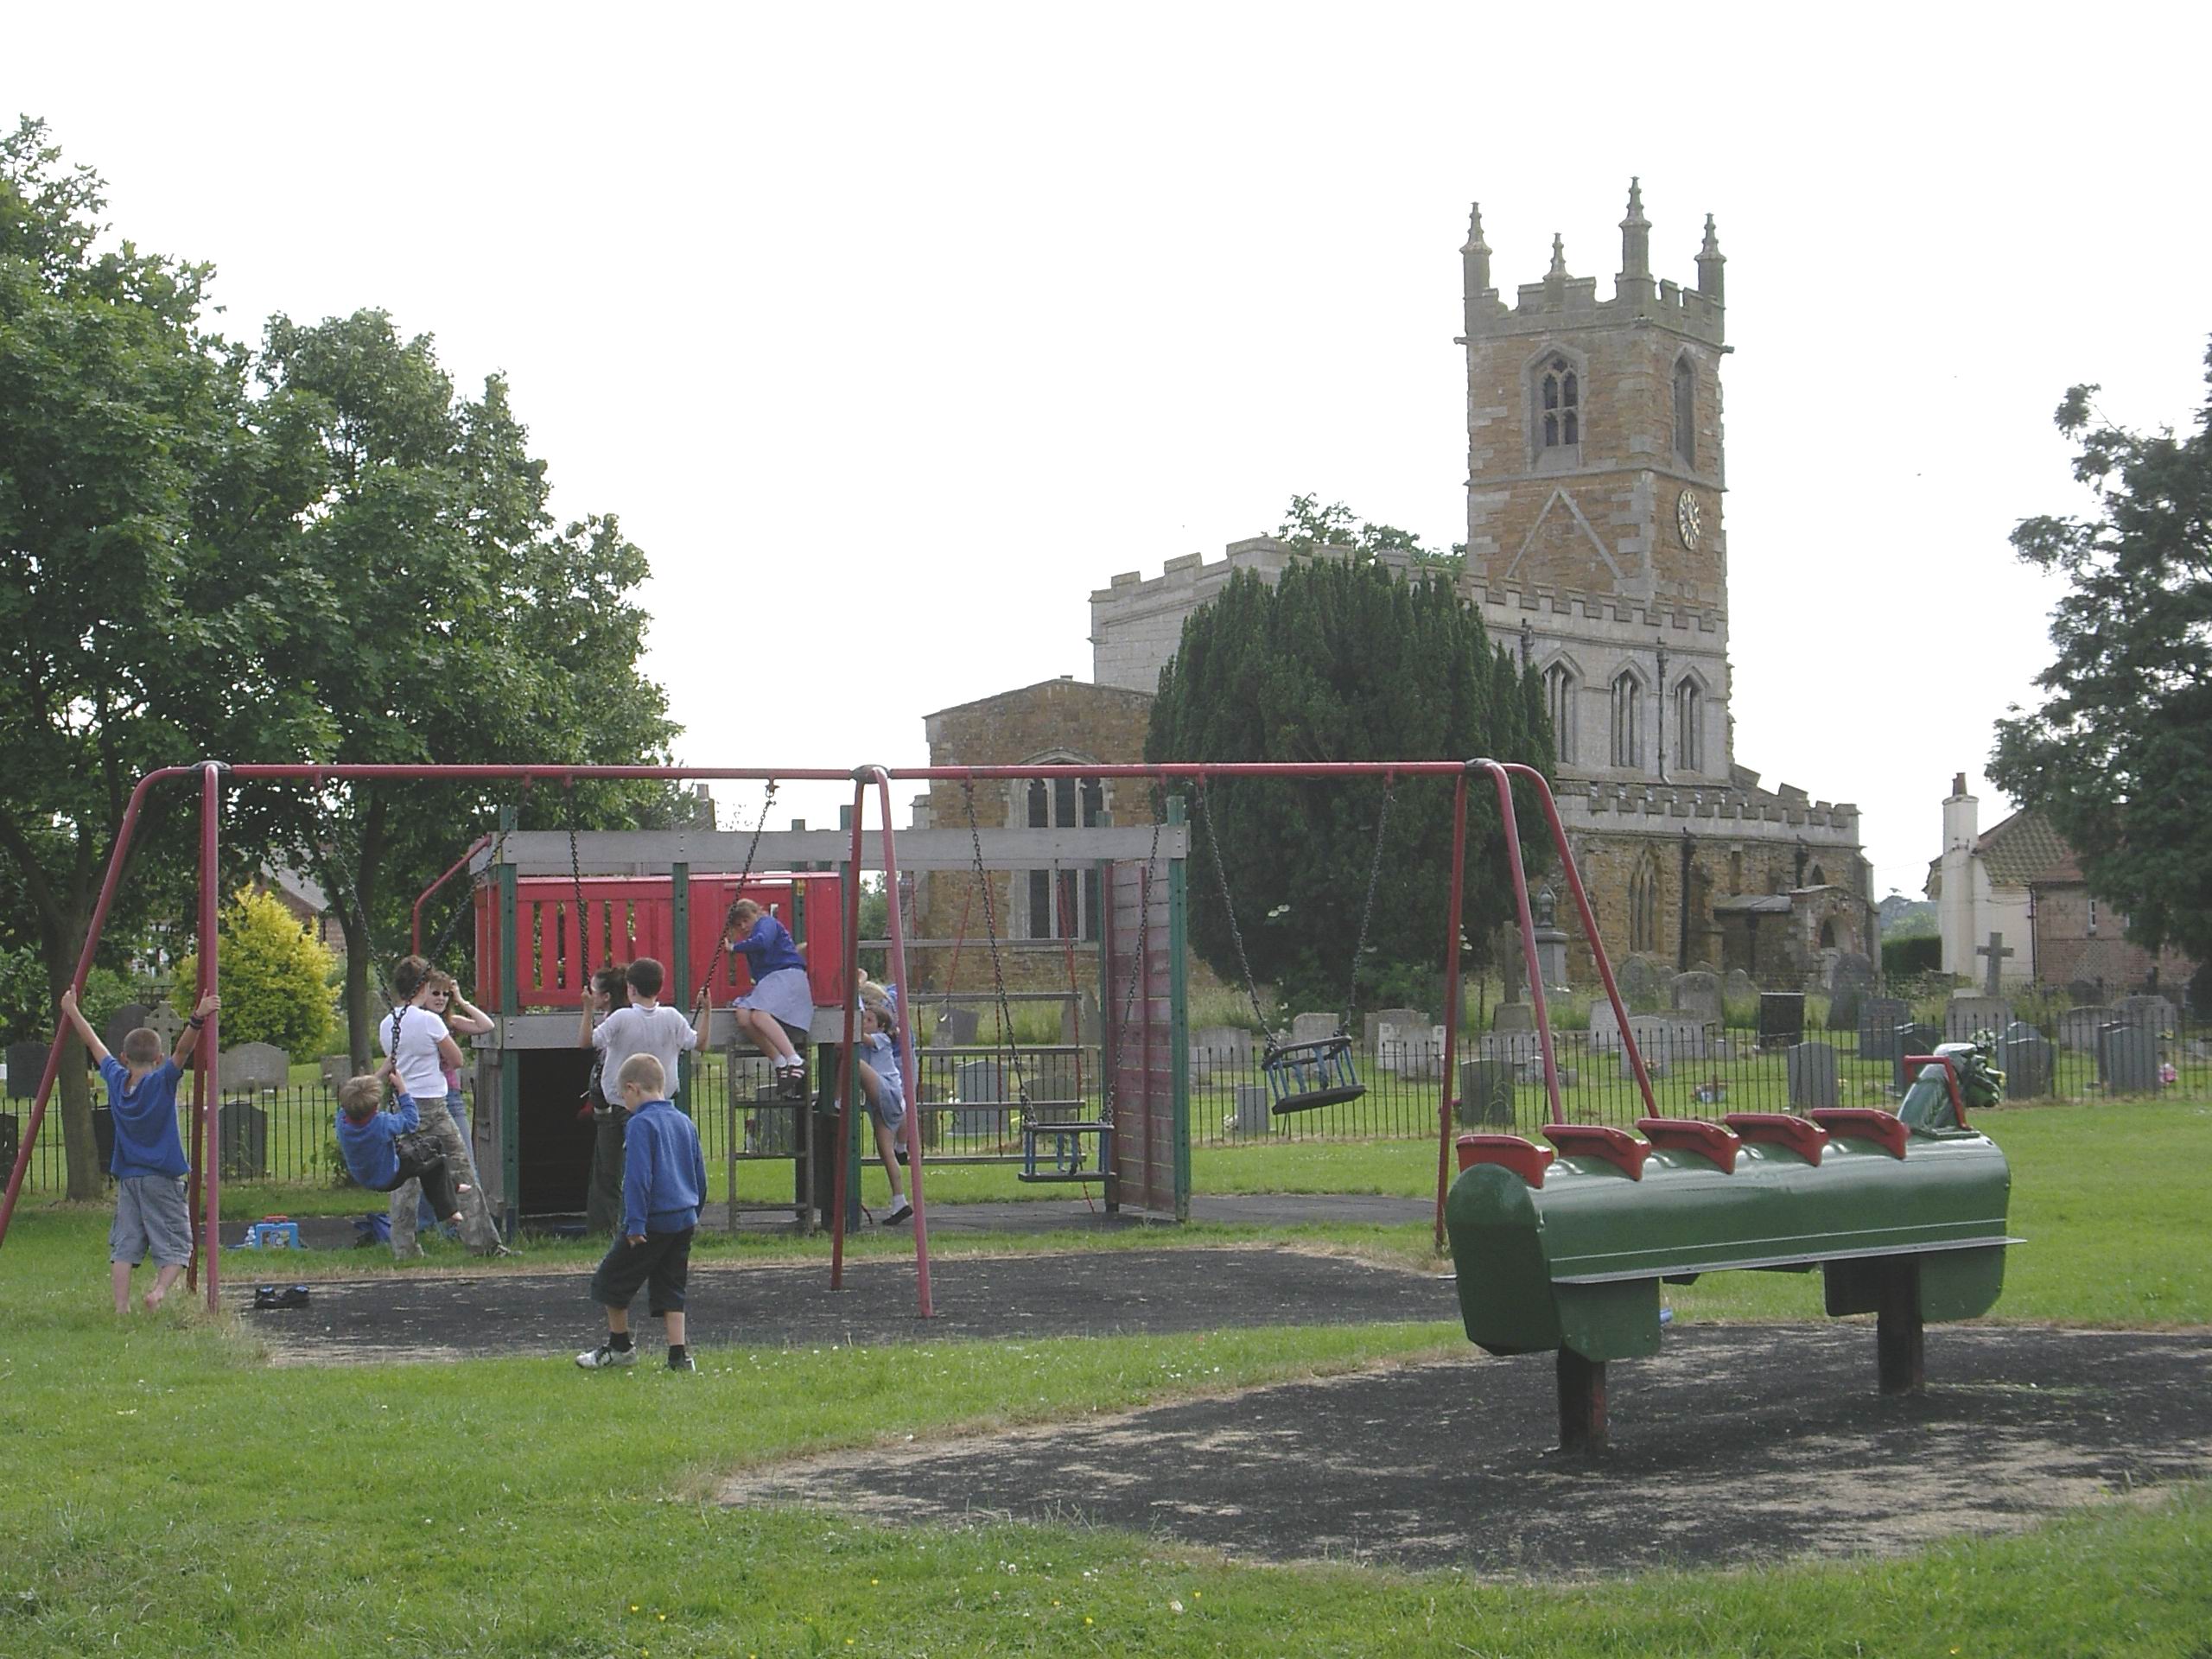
1675, 489, 1703, 550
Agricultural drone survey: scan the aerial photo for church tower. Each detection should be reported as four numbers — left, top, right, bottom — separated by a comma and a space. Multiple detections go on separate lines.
1459, 181, 1730, 787
1457, 183, 1870, 980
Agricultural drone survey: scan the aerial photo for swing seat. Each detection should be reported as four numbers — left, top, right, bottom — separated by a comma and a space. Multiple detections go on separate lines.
1019, 1120, 1112, 1183
1264, 1036, 1367, 1116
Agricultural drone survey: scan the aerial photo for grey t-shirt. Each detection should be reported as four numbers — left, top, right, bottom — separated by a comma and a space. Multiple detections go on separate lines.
591, 1002, 697, 1096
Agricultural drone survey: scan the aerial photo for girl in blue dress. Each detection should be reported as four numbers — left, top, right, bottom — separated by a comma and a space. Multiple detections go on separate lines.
726, 899, 811, 1092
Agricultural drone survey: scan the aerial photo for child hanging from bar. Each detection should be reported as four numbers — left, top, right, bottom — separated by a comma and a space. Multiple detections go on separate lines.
58, 986, 219, 1313
378, 955, 505, 1259
334, 1071, 474, 1230
851, 978, 912, 1225
724, 899, 811, 1096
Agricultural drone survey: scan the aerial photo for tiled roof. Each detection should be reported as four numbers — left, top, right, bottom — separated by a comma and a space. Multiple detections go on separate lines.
1974, 810, 2069, 888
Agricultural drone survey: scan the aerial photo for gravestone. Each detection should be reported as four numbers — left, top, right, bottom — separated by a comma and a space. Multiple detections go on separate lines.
1491, 1002, 1535, 1033
2058, 1006, 2115, 1052
319, 1055, 353, 1090
2116, 994, 2177, 1036
1363, 1007, 1429, 1052
2066, 979, 2101, 1007
1289, 1011, 1340, 1046
1671, 970, 1724, 1028
1532, 889, 1570, 988
1376, 1018, 1442, 1077
0, 1112, 15, 1176
6, 1042, 48, 1099
1586, 999, 1622, 1051
1974, 931, 2016, 996
932, 1007, 981, 1048
1724, 968, 1756, 1003
1827, 954, 1876, 1030
92, 1103, 115, 1169
1944, 995, 2013, 1041
102, 1003, 155, 1057
1757, 992, 1806, 1051
1998, 1020, 2053, 1100
143, 1004, 186, 1044
1614, 955, 1671, 1011
219, 1100, 269, 1178
1787, 1040, 1840, 1109
1457, 1058, 1515, 1128
1230, 1084, 1271, 1137
1619, 1014, 1707, 1065
219, 1042, 290, 1092
1479, 1030, 1544, 1071
950, 1060, 1005, 1135
1857, 998, 1911, 1061
1892, 1025, 1943, 1094
1193, 1026, 1253, 1065
2097, 1022, 2161, 1093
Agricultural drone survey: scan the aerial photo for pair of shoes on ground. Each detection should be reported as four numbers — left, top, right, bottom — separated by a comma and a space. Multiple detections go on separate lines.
575, 1341, 694, 1372
882, 1198, 913, 1226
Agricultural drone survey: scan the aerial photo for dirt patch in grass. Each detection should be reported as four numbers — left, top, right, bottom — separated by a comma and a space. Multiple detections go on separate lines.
718, 1325, 2212, 1577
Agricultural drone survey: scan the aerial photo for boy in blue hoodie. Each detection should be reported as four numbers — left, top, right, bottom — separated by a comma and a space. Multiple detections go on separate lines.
334, 1073, 471, 1230
576, 1052, 705, 1373
59, 986, 219, 1313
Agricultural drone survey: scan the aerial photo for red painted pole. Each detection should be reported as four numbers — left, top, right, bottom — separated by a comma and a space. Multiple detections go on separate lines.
200, 763, 224, 1313
0, 766, 196, 1249
1433, 771, 1471, 1251
869, 766, 932, 1319
829, 780, 867, 1289
1475, 762, 1563, 1124
1497, 763, 1658, 1118
411, 832, 492, 954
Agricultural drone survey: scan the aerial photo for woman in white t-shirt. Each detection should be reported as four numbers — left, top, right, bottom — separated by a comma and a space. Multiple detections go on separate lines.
375, 956, 502, 1259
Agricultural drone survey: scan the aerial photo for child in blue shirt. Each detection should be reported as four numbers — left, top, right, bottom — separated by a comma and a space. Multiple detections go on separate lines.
725, 899, 811, 1095
576, 1053, 706, 1373
59, 986, 218, 1313
334, 1073, 471, 1230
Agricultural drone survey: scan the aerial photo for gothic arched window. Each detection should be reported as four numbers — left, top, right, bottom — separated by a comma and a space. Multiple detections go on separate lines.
1610, 671, 1643, 770
1544, 662, 1577, 765
1672, 354, 1695, 468
1629, 851, 1660, 954
1541, 356, 1580, 449
1672, 677, 1701, 773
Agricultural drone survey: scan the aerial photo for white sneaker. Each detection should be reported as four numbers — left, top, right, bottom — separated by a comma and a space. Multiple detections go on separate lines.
575, 1340, 637, 1370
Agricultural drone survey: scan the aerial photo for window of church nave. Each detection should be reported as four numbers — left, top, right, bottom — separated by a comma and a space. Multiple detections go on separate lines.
1629, 853, 1659, 953
1540, 357, 1580, 448
1019, 774, 1103, 939
1544, 663, 1577, 764
1610, 672, 1643, 769
1672, 354, 1695, 468
1672, 678, 1701, 772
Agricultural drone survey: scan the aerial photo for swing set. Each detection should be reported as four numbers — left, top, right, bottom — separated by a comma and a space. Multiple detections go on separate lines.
0, 755, 1632, 1324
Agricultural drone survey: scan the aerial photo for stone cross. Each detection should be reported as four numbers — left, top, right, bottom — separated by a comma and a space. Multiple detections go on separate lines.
1975, 931, 2014, 996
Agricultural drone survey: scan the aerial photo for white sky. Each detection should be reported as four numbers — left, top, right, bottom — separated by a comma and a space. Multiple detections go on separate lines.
10, 3, 2209, 900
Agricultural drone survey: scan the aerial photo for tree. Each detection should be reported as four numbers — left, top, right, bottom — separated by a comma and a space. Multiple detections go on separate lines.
0, 118, 319, 1195
1989, 346, 2212, 967
172, 888, 337, 1059
1274, 493, 1465, 575
243, 309, 679, 1067
1146, 561, 1554, 1013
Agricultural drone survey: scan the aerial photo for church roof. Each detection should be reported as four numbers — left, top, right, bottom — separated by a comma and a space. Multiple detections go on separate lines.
924, 677, 1154, 720
1974, 810, 2068, 888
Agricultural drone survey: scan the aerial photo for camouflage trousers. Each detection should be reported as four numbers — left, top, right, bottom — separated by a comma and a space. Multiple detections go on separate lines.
389, 1094, 501, 1258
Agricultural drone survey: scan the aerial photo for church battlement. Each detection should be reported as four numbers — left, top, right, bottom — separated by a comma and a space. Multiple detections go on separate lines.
1573, 779, 1860, 835
1465, 574, 1719, 636
1459, 181, 1726, 349
1094, 535, 1415, 604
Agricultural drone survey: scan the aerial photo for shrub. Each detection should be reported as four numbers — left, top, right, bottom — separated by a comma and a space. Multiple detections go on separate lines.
174, 887, 338, 1059
1883, 935, 1943, 979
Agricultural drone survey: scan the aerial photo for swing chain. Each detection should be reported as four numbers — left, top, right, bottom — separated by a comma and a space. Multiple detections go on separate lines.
1194, 781, 1274, 1041
960, 779, 1032, 1122
696, 780, 778, 1011
564, 783, 591, 985
1342, 775, 1395, 1031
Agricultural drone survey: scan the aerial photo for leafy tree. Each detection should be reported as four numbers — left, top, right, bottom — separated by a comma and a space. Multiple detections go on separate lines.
0, 118, 319, 1195
1146, 561, 1553, 1014
172, 888, 337, 1059
1274, 493, 1465, 575
1989, 346, 2212, 966
240, 309, 678, 1066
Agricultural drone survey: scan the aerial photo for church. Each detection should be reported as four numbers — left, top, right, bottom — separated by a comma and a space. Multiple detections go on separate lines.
918, 184, 1872, 993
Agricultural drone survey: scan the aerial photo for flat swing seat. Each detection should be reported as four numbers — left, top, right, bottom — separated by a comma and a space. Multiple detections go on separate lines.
1265, 1035, 1368, 1116
1020, 1119, 1112, 1183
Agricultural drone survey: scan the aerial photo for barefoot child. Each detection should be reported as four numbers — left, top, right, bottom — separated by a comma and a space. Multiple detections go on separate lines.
58, 987, 218, 1313
575, 1054, 705, 1373
333, 1073, 473, 1230
724, 899, 810, 1095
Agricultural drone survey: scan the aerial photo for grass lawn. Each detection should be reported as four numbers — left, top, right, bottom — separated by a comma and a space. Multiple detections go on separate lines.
0, 1097, 2204, 1655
